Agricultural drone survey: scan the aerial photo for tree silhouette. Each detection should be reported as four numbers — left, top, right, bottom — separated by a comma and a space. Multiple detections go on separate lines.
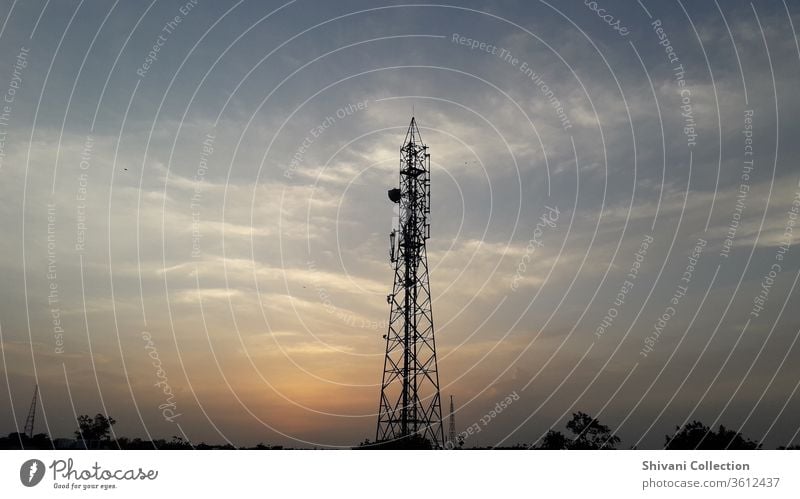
664, 421, 760, 449
74, 414, 116, 443
538, 430, 570, 449
537, 412, 620, 449
566, 412, 620, 449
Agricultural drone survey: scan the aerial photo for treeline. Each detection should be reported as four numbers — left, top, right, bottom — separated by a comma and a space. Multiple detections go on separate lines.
0, 413, 287, 450
2, 411, 798, 450
0, 432, 288, 450
517, 412, 767, 450
360, 412, 799, 450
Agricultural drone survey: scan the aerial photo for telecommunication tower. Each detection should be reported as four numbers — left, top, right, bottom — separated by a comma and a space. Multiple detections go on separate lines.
24, 384, 38, 438
448, 395, 456, 447
376, 117, 444, 448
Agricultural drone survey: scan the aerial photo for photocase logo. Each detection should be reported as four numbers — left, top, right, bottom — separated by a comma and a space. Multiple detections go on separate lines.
20, 459, 45, 487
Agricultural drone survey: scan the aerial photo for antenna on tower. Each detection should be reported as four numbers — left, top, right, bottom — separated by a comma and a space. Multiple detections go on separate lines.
448, 395, 457, 448
24, 384, 38, 438
376, 117, 444, 449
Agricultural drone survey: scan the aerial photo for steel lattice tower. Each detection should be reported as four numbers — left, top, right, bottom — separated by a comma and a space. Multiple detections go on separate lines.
376, 117, 444, 448
24, 384, 38, 438
448, 395, 456, 447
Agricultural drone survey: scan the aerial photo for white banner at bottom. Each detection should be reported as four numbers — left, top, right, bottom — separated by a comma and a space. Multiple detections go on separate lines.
1, 450, 797, 498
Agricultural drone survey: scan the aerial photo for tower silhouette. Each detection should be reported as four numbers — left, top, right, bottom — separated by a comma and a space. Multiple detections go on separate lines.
24, 384, 38, 438
376, 117, 444, 448
448, 395, 456, 448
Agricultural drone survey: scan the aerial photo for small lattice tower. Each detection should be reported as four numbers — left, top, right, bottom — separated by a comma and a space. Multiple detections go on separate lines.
24, 384, 38, 438
448, 395, 456, 447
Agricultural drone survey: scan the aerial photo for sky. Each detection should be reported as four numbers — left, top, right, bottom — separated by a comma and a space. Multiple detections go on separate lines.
1, 0, 800, 449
